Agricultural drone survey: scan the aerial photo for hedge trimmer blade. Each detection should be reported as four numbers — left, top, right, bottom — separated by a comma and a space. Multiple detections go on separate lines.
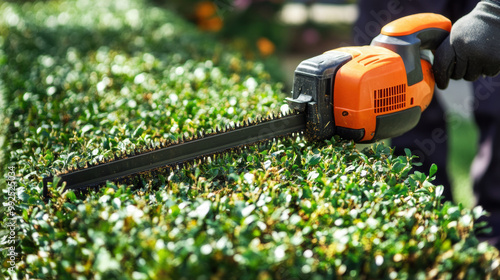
43, 111, 306, 195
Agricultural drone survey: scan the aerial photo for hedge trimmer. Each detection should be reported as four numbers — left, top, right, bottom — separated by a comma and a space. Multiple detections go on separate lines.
43, 13, 451, 196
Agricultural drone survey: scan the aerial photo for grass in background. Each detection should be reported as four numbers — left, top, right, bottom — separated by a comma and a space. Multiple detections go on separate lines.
448, 114, 479, 208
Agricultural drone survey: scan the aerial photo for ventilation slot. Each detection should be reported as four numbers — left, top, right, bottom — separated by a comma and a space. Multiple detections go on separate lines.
374, 84, 407, 114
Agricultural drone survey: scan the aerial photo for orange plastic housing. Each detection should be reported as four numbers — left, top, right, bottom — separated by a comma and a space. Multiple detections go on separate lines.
381, 13, 452, 36
329, 46, 434, 142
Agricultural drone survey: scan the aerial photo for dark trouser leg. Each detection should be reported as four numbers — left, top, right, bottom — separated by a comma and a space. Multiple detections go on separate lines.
471, 76, 500, 241
391, 95, 453, 202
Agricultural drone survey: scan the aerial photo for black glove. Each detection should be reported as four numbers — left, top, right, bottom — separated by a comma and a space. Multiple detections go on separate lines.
433, 0, 500, 89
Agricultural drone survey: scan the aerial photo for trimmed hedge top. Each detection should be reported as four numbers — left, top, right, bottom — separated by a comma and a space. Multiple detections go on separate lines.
1, 0, 499, 279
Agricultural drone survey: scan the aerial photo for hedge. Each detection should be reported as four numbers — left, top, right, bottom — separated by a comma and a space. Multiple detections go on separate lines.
1, 0, 499, 279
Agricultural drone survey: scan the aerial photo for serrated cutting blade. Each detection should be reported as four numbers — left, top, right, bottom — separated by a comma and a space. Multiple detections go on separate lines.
43, 112, 306, 194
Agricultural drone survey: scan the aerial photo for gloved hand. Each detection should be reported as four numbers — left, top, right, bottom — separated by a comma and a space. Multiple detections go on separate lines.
433, 0, 500, 89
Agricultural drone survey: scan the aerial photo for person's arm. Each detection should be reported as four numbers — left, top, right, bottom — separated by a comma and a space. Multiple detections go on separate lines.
433, 0, 500, 89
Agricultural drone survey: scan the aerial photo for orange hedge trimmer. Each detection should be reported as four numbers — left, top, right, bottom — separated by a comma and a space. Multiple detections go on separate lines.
43, 13, 451, 195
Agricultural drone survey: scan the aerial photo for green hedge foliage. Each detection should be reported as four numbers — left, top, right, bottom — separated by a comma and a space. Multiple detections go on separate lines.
1, 0, 499, 279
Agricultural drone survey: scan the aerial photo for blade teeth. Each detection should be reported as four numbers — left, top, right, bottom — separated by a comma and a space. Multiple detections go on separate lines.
49, 110, 303, 190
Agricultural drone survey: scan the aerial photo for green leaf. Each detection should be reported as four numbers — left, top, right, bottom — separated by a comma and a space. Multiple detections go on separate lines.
392, 162, 406, 174
472, 206, 487, 219
81, 124, 94, 134
429, 163, 438, 178
435, 185, 444, 198
132, 125, 144, 138
65, 191, 77, 202
307, 154, 321, 166
19, 191, 30, 202
63, 202, 77, 211
22, 209, 29, 222
404, 148, 412, 158
44, 150, 54, 161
